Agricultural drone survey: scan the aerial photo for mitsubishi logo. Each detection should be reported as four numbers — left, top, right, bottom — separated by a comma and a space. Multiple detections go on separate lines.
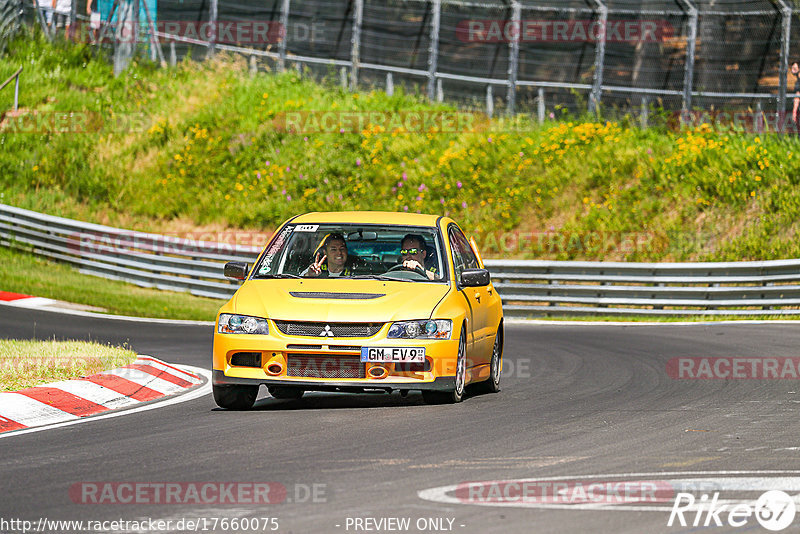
319, 325, 335, 337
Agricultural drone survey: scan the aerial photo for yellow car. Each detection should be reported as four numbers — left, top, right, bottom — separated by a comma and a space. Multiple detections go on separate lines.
212, 211, 503, 408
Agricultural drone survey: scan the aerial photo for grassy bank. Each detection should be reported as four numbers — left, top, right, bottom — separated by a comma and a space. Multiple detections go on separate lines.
0, 338, 137, 391
2, 31, 800, 262
0, 246, 220, 320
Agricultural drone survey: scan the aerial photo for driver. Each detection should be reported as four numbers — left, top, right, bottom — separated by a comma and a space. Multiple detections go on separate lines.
399, 234, 439, 280
303, 233, 364, 277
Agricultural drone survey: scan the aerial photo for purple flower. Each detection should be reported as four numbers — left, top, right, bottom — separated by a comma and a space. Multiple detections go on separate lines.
303, 137, 308, 142
519, 152, 524, 157
440, 198, 445, 204
418, 184, 425, 192
461, 201, 467, 208
339, 128, 345, 134
275, 149, 280, 154
416, 196, 422, 201
256, 172, 262, 179
456, 181, 462, 189
287, 195, 292, 201
324, 178, 329, 184
397, 181, 403, 187
403, 205, 408, 211
391, 187, 397, 193
549, 112, 555, 119
401, 162, 406, 168
413, 158, 419, 163
647, 148, 653, 155
487, 137, 493, 143
286, 166, 290, 172
269, 172, 273, 177
265, 160, 270, 166
356, 158, 361, 167
299, 173, 304, 179
281, 189, 286, 194
402, 172, 407, 180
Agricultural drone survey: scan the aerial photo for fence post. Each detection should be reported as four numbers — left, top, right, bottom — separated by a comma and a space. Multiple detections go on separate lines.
679, 0, 697, 112
169, 41, 176, 66
13, 70, 20, 111
208, 0, 217, 57
350, 0, 364, 90
486, 85, 494, 118
386, 72, 394, 96
640, 96, 648, 128
427, 0, 441, 101
537, 87, 544, 123
777, 0, 792, 127
507, 0, 520, 115
278, 0, 290, 72
589, 0, 607, 114
436, 78, 443, 102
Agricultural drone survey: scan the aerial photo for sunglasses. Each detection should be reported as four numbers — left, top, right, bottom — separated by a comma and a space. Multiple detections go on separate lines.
400, 248, 420, 255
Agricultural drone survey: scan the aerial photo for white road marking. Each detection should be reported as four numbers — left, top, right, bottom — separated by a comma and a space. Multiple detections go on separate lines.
0, 392, 79, 425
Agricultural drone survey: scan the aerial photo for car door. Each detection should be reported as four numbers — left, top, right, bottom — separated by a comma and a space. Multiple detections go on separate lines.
448, 225, 490, 365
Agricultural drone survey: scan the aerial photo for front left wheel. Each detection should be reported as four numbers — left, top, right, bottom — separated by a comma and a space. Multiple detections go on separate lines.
213, 384, 258, 410
479, 326, 502, 394
422, 330, 466, 404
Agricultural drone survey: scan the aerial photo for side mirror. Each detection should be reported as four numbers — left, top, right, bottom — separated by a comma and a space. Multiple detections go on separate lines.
461, 268, 490, 287
224, 261, 250, 281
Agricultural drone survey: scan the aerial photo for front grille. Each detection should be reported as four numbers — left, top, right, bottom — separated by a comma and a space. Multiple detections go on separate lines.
274, 321, 383, 338
328, 345, 361, 352
230, 352, 262, 368
287, 354, 365, 379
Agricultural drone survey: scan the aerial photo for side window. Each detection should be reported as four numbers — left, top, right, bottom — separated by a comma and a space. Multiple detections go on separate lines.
448, 227, 478, 280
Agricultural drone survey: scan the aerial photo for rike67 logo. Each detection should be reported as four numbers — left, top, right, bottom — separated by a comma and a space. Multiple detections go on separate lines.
668, 490, 796, 531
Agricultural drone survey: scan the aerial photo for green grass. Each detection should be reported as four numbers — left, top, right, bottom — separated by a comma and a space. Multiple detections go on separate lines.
0, 338, 137, 391
3, 31, 800, 265
0, 246, 220, 320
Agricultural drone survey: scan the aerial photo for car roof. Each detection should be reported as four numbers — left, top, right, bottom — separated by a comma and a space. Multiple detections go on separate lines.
292, 211, 443, 227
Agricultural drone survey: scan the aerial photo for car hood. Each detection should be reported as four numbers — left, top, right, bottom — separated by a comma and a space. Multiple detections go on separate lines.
230, 279, 451, 323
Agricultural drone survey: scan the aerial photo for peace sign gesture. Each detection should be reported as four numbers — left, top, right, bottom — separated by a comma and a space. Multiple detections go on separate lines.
308, 252, 327, 276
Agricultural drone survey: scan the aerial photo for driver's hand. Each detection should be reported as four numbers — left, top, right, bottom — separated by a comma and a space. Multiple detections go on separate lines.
308, 252, 326, 277
403, 259, 422, 271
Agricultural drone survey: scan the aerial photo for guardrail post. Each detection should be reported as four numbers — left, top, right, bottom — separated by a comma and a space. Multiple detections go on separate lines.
589, 0, 607, 115
349, 0, 364, 90
486, 85, 494, 118
249, 54, 257, 75
278, 0, 290, 72
169, 41, 176, 66
506, 0, 520, 115
340, 66, 347, 88
777, 0, 792, 128
427, 0, 441, 101
756, 101, 763, 133
679, 0, 698, 112
436, 78, 443, 102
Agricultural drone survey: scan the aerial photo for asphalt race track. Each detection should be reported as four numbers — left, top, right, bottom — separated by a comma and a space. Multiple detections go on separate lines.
2, 307, 800, 533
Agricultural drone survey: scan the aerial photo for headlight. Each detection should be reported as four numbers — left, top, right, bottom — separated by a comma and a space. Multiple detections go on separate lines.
388, 319, 451, 339
218, 314, 269, 334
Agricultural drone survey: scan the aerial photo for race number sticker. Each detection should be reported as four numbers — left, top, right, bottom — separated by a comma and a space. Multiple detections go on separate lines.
295, 225, 319, 232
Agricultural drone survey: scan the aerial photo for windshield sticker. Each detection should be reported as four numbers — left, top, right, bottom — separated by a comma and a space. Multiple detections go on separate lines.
259, 225, 294, 274
295, 224, 319, 232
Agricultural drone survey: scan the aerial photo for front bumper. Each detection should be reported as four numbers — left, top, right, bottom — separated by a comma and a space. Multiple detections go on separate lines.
212, 370, 456, 392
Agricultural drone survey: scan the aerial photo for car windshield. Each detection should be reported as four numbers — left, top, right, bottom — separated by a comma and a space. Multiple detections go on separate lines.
252, 224, 447, 282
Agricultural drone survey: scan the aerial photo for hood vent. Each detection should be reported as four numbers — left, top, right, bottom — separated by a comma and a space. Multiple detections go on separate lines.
289, 291, 385, 300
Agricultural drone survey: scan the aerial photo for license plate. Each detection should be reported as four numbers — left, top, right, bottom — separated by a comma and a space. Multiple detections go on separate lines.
360, 347, 425, 363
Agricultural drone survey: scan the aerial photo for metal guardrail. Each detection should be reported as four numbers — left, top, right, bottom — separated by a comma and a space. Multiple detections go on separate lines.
2, 203, 800, 317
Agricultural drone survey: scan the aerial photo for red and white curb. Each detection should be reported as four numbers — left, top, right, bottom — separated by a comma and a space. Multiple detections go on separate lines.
0, 290, 57, 308
0, 356, 203, 434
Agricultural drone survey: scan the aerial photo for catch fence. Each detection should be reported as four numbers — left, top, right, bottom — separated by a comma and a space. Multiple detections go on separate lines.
11, 0, 800, 123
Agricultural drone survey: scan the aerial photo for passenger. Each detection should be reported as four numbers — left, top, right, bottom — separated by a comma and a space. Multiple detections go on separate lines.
303, 233, 364, 277
399, 234, 439, 280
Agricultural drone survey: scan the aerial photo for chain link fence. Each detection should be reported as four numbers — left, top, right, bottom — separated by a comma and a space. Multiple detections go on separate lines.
9, 0, 800, 123
0, 0, 23, 54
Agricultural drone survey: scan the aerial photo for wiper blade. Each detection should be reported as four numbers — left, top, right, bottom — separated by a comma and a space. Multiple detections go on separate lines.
253, 274, 302, 279
350, 275, 411, 282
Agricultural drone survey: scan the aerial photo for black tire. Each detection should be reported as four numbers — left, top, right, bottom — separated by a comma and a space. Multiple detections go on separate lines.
268, 386, 304, 400
213, 384, 258, 410
422, 330, 466, 404
478, 326, 502, 394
